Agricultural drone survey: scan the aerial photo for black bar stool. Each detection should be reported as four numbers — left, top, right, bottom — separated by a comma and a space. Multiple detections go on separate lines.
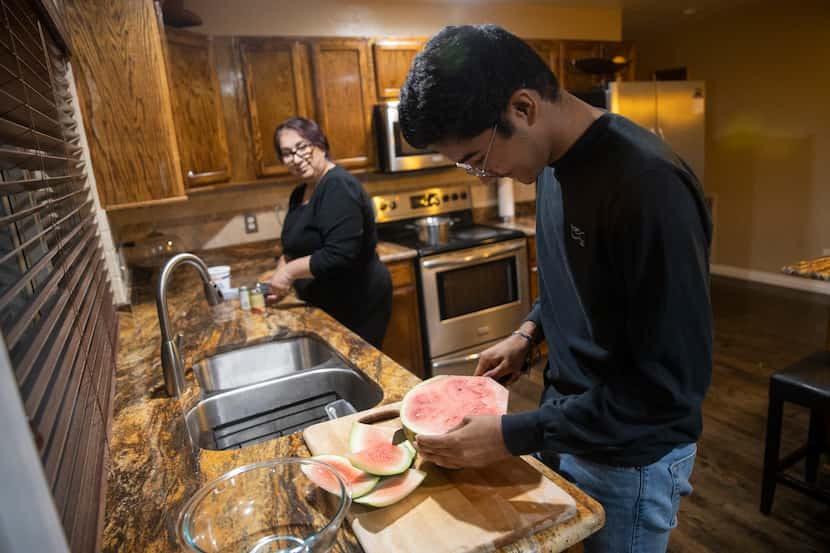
761, 350, 830, 514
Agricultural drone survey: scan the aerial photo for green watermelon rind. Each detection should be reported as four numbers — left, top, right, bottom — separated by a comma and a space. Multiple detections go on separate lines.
305, 454, 380, 499
348, 421, 398, 454
400, 375, 509, 443
354, 468, 427, 508
348, 441, 415, 476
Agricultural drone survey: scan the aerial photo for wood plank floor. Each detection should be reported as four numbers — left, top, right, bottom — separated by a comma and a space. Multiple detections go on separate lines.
507, 275, 830, 552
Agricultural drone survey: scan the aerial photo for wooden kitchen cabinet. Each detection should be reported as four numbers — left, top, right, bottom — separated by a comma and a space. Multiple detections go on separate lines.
239, 37, 315, 178
64, 0, 185, 208
310, 38, 376, 171
525, 39, 563, 78
164, 29, 231, 188
382, 260, 425, 379
372, 38, 425, 100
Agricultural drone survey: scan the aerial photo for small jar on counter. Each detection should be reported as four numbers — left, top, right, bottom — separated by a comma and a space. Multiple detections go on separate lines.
239, 285, 251, 311
250, 283, 266, 313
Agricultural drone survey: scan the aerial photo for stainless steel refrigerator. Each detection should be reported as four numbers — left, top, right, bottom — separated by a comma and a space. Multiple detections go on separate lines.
607, 81, 706, 185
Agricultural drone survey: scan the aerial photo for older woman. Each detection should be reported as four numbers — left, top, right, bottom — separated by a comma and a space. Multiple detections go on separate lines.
269, 117, 392, 348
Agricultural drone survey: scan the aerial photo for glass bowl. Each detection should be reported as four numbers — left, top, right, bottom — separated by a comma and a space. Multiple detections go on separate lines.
177, 458, 351, 553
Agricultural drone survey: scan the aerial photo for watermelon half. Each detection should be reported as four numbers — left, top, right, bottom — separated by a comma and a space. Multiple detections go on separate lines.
349, 421, 397, 454
354, 468, 427, 508
400, 375, 509, 440
301, 454, 379, 498
348, 441, 415, 476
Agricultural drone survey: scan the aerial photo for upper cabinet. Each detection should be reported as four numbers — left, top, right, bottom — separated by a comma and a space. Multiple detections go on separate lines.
372, 39, 425, 100
525, 39, 563, 78
239, 38, 314, 178
65, 0, 185, 208
310, 38, 375, 170
164, 29, 231, 188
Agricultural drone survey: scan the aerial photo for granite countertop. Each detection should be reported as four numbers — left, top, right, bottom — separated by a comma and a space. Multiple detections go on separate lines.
104, 240, 602, 553
489, 216, 537, 237
783, 256, 830, 281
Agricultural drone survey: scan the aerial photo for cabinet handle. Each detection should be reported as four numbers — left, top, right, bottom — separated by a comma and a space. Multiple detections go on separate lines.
186, 169, 230, 186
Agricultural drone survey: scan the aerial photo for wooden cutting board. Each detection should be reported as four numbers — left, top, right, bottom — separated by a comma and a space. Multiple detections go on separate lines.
303, 402, 577, 553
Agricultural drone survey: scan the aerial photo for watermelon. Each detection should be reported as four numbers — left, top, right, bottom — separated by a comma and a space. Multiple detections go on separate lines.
301, 454, 379, 498
354, 468, 427, 508
400, 375, 509, 440
348, 441, 415, 476
349, 421, 397, 454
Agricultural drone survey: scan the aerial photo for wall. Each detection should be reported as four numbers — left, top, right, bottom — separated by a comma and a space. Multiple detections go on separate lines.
631, 2, 830, 275
109, 1, 621, 253
193, 0, 621, 41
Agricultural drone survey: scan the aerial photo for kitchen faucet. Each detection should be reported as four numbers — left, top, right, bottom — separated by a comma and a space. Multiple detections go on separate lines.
156, 253, 222, 397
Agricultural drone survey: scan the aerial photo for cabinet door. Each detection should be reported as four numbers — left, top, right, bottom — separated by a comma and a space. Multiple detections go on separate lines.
560, 41, 603, 92
373, 39, 424, 99
164, 29, 231, 187
383, 261, 425, 378
524, 39, 563, 80
64, 0, 185, 208
310, 38, 375, 170
239, 38, 314, 177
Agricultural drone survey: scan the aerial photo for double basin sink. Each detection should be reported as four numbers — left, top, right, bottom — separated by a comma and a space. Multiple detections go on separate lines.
185, 335, 383, 450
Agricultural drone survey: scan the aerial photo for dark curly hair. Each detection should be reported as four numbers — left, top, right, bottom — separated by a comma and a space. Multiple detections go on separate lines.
399, 25, 559, 149
273, 116, 331, 162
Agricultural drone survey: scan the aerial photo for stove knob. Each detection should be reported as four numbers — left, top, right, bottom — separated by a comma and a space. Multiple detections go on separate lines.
379, 202, 388, 211
452, 193, 459, 200
460, 191, 468, 199
389, 201, 397, 209
442, 194, 449, 202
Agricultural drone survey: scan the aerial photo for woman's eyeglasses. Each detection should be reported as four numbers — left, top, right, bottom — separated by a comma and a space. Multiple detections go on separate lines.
455, 123, 499, 178
280, 141, 313, 163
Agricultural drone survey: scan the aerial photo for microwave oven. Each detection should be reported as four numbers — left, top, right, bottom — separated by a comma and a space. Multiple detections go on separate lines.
374, 101, 454, 172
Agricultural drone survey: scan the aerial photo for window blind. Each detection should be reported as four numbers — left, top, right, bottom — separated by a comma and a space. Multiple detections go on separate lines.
0, 0, 116, 551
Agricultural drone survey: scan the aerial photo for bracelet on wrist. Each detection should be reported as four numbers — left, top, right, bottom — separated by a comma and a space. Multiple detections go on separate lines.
511, 330, 534, 344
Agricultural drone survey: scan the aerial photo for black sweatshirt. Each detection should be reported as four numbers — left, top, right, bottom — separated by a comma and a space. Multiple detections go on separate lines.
501, 113, 713, 467
281, 165, 391, 338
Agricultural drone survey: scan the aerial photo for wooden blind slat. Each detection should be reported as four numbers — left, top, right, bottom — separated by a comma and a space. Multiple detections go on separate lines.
0, 144, 80, 170
0, 187, 84, 226
0, 114, 69, 153
19, 244, 96, 414
0, 173, 83, 195
0, 86, 63, 136
0, 198, 89, 267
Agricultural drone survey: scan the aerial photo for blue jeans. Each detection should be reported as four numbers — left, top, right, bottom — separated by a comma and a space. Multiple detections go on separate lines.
540, 443, 697, 553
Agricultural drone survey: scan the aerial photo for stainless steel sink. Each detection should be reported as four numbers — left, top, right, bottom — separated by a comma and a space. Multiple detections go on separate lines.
185, 366, 383, 450
193, 334, 350, 394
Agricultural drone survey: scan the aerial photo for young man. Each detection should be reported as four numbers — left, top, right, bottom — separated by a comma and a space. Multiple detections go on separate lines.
399, 25, 712, 553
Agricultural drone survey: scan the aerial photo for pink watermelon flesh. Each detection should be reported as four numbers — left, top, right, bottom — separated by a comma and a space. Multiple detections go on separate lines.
354, 468, 427, 508
349, 421, 397, 454
400, 375, 509, 436
348, 442, 414, 476
302, 455, 379, 498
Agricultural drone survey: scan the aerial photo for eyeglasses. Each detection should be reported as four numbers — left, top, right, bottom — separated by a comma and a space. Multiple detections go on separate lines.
455, 123, 499, 178
280, 141, 313, 163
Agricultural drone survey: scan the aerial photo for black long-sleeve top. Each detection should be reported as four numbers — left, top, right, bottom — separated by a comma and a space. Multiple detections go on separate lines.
281, 165, 391, 338
501, 113, 713, 467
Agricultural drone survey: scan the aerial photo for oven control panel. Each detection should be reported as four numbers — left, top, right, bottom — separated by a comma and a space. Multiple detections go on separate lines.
372, 185, 472, 223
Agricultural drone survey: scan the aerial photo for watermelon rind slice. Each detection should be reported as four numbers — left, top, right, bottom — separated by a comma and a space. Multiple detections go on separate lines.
400, 375, 509, 442
348, 441, 415, 476
303, 454, 380, 498
348, 421, 398, 454
354, 468, 427, 508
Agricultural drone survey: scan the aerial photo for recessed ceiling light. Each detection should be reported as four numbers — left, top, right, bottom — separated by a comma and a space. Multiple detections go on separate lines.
683, 7, 698, 15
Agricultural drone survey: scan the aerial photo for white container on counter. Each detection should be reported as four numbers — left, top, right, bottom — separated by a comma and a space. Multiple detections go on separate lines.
497, 177, 515, 222
208, 265, 231, 292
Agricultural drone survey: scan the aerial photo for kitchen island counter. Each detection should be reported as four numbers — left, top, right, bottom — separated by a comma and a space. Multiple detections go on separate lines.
104, 240, 602, 553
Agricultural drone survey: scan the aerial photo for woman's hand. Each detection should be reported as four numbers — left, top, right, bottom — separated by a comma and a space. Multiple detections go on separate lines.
474, 332, 532, 386
269, 262, 294, 301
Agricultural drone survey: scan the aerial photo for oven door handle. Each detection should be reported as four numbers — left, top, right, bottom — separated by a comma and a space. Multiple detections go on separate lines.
431, 353, 481, 369
421, 242, 525, 269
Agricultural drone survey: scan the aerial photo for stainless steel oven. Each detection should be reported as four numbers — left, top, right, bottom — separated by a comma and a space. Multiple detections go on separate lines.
420, 238, 530, 364
374, 101, 454, 172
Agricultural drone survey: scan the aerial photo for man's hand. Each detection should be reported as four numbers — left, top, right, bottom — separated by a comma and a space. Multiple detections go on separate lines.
474, 332, 531, 386
415, 415, 511, 469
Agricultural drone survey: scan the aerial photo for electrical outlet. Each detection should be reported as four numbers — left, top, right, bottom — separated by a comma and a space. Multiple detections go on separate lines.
244, 213, 258, 234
